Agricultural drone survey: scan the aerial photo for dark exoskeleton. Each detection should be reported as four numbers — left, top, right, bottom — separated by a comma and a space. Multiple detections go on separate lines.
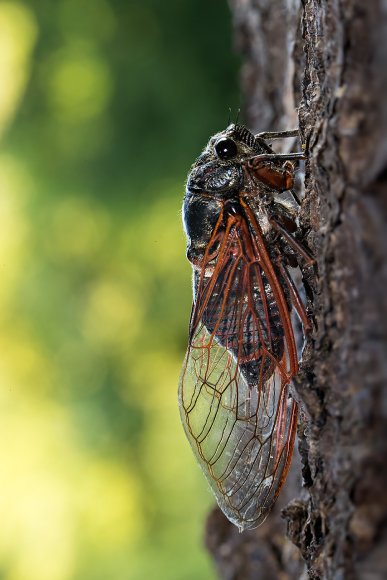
183, 124, 312, 389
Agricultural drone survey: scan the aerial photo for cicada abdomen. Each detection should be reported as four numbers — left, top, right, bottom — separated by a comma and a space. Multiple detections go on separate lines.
179, 124, 312, 530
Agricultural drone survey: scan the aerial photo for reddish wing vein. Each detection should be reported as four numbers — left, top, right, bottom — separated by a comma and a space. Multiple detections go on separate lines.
179, 202, 299, 530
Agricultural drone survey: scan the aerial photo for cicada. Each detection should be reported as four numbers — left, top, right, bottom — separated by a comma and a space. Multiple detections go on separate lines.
178, 124, 313, 531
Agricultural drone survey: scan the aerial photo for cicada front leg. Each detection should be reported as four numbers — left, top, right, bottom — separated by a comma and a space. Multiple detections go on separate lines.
255, 129, 299, 141
247, 157, 296, 192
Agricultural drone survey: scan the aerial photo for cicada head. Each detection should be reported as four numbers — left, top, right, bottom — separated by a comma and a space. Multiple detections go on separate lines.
183, 124, 271, 268
186, 124, 266, 198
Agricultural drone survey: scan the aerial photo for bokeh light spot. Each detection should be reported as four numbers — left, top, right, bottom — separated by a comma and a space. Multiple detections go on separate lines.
83, 280, 142, 346
47, 45, 113, 121
0, 2, 38, 137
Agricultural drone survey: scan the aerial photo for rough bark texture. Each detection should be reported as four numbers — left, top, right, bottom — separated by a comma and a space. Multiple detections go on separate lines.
205, 2, 387, 579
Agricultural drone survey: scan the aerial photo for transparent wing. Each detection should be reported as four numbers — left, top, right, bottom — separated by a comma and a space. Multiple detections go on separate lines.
179, 206, 299, 530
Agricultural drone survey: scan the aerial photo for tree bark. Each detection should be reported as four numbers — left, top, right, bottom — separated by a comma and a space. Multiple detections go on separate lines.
205, 2, 387, 579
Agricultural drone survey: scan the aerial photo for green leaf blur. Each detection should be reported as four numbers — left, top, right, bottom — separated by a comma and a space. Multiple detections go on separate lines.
0, 1, 239, 579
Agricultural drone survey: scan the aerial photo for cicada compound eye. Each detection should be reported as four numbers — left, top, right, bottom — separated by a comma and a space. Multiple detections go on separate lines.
214, 137, 238, 160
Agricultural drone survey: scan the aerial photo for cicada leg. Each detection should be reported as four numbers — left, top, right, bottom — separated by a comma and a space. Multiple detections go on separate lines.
270, 217, 315, 266
250, 152, 306, 163
255, 129, 299, 140
247, 157, 297, 193
276, 257, 311, 332
249, 129, 305, 201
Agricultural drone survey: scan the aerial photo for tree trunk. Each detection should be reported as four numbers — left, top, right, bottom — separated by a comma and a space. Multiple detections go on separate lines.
205, 2, 387, 579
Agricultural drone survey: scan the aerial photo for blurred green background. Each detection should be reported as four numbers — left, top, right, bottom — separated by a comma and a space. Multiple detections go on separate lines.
0, 1, 239, 579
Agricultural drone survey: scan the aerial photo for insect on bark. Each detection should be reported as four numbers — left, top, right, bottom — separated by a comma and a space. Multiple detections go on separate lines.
178, 124, 313, 531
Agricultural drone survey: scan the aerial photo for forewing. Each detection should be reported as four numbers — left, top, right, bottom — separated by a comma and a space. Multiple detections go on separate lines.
178, 209, 298, 530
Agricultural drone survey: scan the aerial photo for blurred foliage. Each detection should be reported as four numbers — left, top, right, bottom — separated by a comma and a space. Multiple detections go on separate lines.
0, 1, 239, 579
